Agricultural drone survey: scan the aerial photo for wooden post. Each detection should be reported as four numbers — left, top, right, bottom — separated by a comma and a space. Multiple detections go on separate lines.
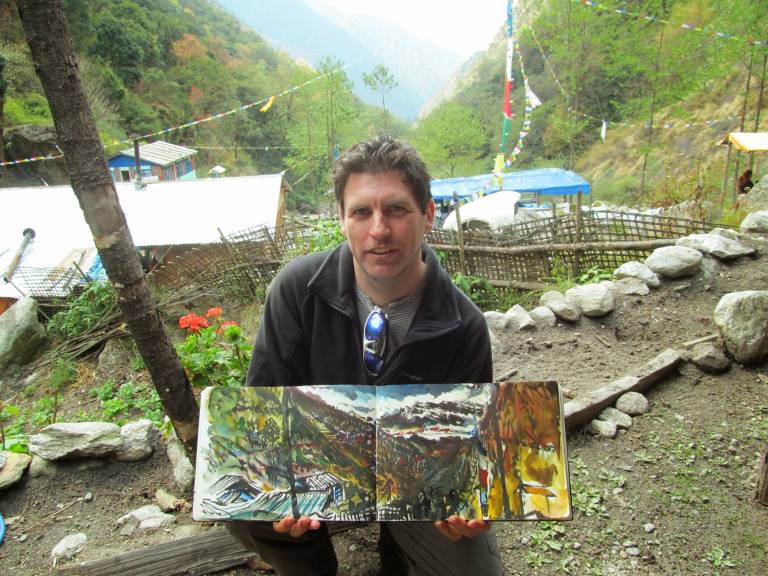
572, 191, 582, 277
757, 448, 768, 507
454, 199, 467, 275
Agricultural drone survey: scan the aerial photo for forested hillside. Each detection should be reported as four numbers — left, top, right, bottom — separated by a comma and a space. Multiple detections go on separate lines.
0, 0, 406, 209
429, 0, 768, 207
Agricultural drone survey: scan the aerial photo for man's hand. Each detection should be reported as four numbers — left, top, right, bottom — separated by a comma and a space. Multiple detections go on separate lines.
434, 516, 492, 541
273, 516, 322, 538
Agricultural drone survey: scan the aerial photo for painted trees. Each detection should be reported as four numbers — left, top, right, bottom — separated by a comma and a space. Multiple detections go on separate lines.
15, 0, 199, 458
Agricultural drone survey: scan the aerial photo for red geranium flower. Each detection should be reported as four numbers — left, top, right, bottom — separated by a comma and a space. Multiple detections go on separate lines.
216, 320, 238, 335
206, 307, 224, 318
179, 313, 209, 332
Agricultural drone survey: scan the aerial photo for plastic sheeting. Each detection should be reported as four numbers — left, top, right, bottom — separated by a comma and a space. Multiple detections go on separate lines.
430, 168, 590, 201
725, 132, 768, 152
441, 191, 522, 232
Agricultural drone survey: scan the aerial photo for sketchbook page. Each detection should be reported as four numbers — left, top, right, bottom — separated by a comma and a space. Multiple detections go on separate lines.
192, 385, 377, 522
374, 382, 571, 522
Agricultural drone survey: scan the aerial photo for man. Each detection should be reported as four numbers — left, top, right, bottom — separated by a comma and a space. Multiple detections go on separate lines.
228, 135, 502, 576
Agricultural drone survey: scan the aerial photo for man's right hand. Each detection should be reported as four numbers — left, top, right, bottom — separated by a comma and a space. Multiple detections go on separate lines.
273, 516, 322, 538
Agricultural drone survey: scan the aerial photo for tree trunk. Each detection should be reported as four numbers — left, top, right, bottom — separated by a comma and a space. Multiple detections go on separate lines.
757, 448, 768, 507
16, 0, 199, 459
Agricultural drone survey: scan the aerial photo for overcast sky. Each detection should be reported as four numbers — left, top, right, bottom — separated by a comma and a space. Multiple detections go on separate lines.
311, 0, 506, 58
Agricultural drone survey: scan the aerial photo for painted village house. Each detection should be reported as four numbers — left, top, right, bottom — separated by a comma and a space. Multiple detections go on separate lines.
0, 174, 287, 314
108, 141, 198, 183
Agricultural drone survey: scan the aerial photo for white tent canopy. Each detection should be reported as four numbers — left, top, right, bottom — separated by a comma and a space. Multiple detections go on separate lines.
442, 191, 522, 232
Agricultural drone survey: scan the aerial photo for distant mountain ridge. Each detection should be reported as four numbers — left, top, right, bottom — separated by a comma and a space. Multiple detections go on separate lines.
216, 0, 463, 121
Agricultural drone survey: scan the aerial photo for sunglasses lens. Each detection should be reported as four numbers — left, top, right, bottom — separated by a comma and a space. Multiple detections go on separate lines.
365, 311, 386, 340
364, 349, 384, 375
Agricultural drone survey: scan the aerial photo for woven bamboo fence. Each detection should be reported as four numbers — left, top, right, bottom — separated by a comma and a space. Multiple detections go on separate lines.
144, 210, 718, 300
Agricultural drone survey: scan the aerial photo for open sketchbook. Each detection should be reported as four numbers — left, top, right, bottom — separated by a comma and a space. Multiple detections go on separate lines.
193, 382, 571, 522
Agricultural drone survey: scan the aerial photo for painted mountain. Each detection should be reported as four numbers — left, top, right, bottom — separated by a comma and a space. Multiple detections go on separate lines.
193, 382, 571, 522
215, 0, 463, 121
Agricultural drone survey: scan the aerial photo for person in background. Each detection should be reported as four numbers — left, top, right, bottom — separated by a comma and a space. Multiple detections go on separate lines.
738, 169, 754, 195
226, 135, 501, 576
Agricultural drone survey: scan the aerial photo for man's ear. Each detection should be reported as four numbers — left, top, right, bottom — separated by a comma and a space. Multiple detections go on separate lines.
424, 199, 436, 233
339, 206, 348, 237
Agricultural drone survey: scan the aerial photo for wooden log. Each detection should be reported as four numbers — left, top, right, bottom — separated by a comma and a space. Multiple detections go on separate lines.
564, 348, 683, 430
56, 524, 360, 576
757, 448, 768, 507
430, 238, 676, 256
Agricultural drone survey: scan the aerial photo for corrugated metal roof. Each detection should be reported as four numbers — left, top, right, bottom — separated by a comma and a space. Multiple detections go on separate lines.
116, 141, 198, 167
0, 174, 285, 299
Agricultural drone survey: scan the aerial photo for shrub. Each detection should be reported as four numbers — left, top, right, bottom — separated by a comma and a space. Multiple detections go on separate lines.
176, 307, 252, 387
48, 281, 117, 339
451, 273, 498, 311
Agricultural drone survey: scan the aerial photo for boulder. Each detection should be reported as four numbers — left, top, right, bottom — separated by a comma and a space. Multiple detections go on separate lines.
51, 533, 87, 565
483, 311, 507, 332
29, 454, 58, 478
614, 277, 650, 296
115, 419, 158, 462
565, 284, 615, 317
598, 407, 633, 430
0, 451, 32, 490
709, 227, 742, 241
614, 261, 661, 288
504, 305, 536, 332
740, 211, 768, 233
675, 234, 755, 260
116, 505, 175, 536
690, 342, 732, 374
644, 246, 703, 279
0, 297, 47, 371
615, 392, 649, 415
540, 291, 580, 322
529, 306, 557, 328
713, 291, 768, 365
589, 419, 617, 438
28, 422, 122, 460
5, 124, 68, 186
489, 330, 504, 363
744, 180, 768, 211
167, 430, 194, 492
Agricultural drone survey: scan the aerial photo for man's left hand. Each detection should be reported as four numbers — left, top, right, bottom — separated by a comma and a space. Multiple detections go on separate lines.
434, 516, 492, 541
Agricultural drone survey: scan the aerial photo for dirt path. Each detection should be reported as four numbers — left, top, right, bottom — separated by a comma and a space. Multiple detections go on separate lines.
1, 242, 767, 575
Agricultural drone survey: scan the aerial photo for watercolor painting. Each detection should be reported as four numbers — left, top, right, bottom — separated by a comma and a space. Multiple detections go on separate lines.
193, 382, 570, 522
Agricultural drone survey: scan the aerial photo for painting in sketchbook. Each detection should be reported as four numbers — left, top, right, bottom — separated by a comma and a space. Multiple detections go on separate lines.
193, 382, 571, 522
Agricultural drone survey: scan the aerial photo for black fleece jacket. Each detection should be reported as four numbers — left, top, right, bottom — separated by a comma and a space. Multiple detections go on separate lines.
245, 242, 492, 387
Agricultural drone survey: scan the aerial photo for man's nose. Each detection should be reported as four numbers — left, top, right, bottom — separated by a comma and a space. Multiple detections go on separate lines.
370, 212, 390, 238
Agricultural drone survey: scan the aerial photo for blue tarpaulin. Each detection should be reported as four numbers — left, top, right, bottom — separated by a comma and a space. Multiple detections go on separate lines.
430, 168, 590, 201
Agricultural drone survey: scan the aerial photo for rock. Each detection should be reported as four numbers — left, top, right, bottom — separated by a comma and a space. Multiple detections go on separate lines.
28, 422, 122, 460
29, 455, 58, 478
116, 505, 175, 536
614, 261, 661, 288
598, 407, 633, 430
626, 547, 641, 557
540, 291, 580, 322
167, 431, 194, 492
51, 533, 87, 565
156, 488, 180, 512
96, 338, 136, 378
713, 291, 768, 365
504, 305, 536, 332
644, 246, 703, 279
0, 297, 47, 371
84, 492, 94, 502
599, 280, 618, 295
589, 419, 617, 438
529, 306, 557, 328
676, 233, 755, 260
616, 392, 649, 415
644, 523, 656, 533
115, 419, 158, 462
709, 227, 742, 241
0, 451, 32, 490
614, 277, 650, 296
5, 124, 69, 185
483, 311, 507, 331
690, 342, 732, 374
565, 284, 615, 317
740, 211, 768, 233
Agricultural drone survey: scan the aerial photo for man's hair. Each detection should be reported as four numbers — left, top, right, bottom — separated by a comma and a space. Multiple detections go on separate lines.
332, 135, 432, 213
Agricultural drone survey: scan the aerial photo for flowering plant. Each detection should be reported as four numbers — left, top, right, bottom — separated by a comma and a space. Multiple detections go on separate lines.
176, 307, 252, 387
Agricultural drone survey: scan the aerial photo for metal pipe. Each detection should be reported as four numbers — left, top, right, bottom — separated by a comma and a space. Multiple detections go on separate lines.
3, 228, 36, 283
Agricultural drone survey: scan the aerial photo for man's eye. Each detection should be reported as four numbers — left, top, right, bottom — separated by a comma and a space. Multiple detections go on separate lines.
387, 205, 407, 215
353, 208, 370, 217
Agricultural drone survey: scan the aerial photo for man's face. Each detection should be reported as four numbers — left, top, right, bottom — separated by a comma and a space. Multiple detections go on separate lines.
340, 171, 435, 296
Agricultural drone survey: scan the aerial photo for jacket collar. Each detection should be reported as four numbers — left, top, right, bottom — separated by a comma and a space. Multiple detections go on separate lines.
307, 242, 462, 333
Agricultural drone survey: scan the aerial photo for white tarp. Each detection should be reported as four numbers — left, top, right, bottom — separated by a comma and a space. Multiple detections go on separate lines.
442, 191, 522, 232
0, 173, 284, 299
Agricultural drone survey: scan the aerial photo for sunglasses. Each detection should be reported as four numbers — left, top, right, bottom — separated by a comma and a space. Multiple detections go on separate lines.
363, 307, 388, 376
